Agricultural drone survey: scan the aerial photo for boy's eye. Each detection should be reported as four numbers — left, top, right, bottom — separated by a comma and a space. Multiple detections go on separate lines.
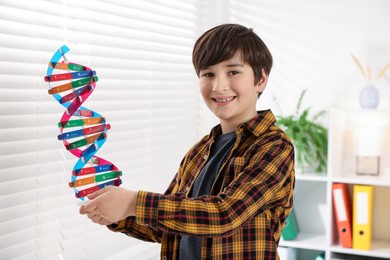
201, 72, 214, 78
228, 71, 239, 76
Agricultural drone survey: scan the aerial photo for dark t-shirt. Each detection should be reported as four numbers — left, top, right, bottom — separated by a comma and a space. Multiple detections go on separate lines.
179, 131, 236, 260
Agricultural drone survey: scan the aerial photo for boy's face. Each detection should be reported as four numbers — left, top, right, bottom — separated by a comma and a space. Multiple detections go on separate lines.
199, 53, 267, 133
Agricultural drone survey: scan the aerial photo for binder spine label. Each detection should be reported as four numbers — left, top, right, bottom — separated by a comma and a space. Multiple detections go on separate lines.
356, 192, 369, 224
334, 189, 347, 221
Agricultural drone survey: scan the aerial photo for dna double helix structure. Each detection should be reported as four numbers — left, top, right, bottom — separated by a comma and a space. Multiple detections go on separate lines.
45, 45, 122, 199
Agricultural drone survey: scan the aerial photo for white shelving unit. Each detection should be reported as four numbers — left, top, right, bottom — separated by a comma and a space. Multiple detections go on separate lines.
279, 108, 390, 260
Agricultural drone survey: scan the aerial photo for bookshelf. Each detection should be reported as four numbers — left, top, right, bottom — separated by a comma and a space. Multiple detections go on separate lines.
279, 108, 390, 260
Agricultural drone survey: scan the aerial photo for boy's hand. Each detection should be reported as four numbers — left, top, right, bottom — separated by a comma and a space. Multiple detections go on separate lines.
79, 186, 138, 225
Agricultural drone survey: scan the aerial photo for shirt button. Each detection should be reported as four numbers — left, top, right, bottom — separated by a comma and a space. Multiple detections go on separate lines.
203, 155, 208, 160
162, 256, 167, 260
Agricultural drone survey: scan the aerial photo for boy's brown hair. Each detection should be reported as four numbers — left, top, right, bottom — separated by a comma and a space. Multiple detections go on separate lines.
192, 23, 273, 85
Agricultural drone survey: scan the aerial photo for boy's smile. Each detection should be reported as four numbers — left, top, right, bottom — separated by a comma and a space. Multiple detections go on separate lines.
213, 96, 236, 105
199, 53, 268, 133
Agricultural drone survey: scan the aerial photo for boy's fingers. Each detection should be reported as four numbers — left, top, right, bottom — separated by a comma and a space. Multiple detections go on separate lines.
84, 200, 98, 213
79, 205, 86, 214
87, 189, 103, 200
79, 204, 96, 214
80, 187, 112, 215
87, 186, 112, 200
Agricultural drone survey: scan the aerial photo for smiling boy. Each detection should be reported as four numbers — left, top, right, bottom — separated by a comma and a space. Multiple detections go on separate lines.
80, 24, 295, 260
199, 53, 265, 134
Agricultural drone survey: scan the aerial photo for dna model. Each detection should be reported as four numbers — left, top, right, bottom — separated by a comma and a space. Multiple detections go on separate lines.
45, 45, 122, 199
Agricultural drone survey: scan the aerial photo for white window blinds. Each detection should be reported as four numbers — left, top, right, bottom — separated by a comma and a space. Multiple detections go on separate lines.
0, 0, 202, 259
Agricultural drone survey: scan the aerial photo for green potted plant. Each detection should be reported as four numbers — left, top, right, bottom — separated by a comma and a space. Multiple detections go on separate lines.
276, 89, 328, 173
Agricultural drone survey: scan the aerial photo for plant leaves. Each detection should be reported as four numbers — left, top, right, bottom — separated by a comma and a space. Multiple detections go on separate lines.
276, 89, 328, 172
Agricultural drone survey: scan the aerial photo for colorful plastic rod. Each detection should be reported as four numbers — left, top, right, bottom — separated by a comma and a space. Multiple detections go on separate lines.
45, 45, 122, 199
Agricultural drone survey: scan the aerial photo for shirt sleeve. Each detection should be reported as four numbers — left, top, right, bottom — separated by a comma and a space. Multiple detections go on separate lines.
106, 171, 181, 242
107, 215, 162, 243
135, 140, 295, 237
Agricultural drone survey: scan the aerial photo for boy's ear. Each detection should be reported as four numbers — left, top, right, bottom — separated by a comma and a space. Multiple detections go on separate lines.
256, 68, 268, 92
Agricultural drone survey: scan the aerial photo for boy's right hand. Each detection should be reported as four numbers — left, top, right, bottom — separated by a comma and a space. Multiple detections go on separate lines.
79, 186, 138, 225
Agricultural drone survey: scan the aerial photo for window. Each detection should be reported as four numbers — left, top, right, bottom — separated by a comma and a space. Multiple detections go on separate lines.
0, 0, 202, 259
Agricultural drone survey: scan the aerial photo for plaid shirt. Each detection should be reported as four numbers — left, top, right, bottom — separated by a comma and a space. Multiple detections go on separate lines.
108, 110, 295, 260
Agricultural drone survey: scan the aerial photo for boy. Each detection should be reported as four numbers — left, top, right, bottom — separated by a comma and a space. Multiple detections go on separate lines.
80, 23, 295, 260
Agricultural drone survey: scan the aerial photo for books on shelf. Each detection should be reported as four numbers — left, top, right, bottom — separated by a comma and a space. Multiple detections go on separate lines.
332, 183, 353, 248
352, 185, 373, 251
282, 209, 299, 241
332, 183, 374, 250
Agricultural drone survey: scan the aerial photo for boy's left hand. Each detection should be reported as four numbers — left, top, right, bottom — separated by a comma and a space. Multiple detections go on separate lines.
79, 186, 138, 225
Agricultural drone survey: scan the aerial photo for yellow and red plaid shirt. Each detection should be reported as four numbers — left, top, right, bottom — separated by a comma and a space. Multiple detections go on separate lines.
108, 110, 295, 260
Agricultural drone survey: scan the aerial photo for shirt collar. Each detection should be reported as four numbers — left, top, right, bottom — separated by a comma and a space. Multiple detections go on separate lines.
209, 109, 276, 139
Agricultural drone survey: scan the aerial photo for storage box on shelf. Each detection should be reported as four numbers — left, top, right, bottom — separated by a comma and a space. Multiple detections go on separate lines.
279, 108, 390, 260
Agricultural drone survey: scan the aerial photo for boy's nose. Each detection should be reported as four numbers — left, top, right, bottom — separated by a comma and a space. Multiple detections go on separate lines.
212, 76, 229, 92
